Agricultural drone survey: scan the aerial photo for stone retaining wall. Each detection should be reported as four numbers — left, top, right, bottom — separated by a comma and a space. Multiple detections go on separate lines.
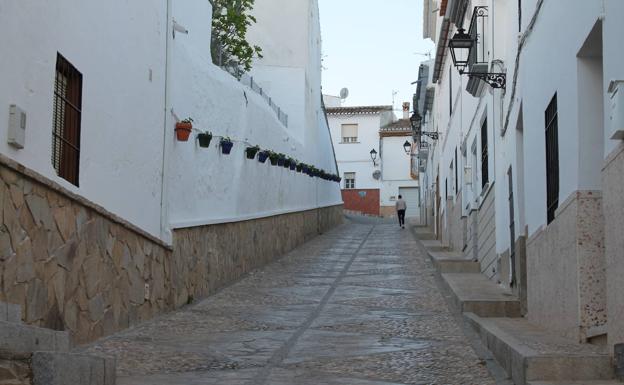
0, 160, 343, 345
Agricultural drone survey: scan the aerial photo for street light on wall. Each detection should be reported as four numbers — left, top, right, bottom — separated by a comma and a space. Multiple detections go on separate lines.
448, 28, 472, 74
370, 149, 378, 166
410, 112, 439, 141
447, 6, 506, 89
403, 140, 412, 154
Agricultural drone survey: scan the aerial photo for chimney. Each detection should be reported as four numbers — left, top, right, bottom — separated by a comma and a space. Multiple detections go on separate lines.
402, 102, 410, 119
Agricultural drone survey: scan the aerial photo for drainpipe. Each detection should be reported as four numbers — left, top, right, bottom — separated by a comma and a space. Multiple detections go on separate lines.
160, 0, 173, 244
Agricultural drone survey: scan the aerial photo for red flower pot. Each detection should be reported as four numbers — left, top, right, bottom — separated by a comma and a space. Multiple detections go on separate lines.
175, 122, 193, 141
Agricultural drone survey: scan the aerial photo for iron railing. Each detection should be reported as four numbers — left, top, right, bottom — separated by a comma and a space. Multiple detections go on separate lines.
239, 74, 289, 127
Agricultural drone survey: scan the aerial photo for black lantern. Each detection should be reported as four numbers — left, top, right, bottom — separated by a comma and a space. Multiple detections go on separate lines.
403, 141, 412, 154
448, 28, 473, 74
370, 148, 378, 166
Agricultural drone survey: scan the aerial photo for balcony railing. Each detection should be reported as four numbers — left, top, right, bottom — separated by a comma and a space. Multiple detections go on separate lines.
239, 74, 289, 127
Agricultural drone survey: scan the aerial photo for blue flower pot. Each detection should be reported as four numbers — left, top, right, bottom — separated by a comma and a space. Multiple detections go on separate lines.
258, 151, 269, 163
221, 141, 233, 154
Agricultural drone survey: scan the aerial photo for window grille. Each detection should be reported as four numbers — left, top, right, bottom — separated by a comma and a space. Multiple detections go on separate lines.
545, 94, 559, 224
52, 53, 82, 186
480, 118, 489, 189
344, 172, 356, 189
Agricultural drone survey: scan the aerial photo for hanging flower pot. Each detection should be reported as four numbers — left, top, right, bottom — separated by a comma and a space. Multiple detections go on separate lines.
296, 163, 303, 172
220, 137, 234, 154
197, 132, 212, 148
269, 151, 279, 166
283, 158, 291, 168
175, 118, 193, 142
277, 154, 286, 166
289, 159, 296, 171
258, 150, 269, 163
302, 164, 309, 174
246, 145, 260, 159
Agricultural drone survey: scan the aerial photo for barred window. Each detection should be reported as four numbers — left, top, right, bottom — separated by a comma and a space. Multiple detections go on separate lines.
545, 94, 559, 224
52, 53, 82, 186
480, 118, 489, 189
344, 172, 356, 189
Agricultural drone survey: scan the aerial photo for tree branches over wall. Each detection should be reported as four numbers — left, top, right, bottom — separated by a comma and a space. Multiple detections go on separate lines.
210, 0, 263, 77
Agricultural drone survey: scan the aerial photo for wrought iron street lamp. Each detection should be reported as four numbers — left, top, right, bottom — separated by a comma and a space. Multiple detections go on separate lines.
410, 113, 439, 141
370, 148, 378, 166
447, 7, 506, 89
403, 141, 412, 154
448, 28, 472, 74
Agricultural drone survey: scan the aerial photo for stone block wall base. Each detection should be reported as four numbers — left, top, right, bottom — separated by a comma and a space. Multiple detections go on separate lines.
526, 190, 606, 342
171, 205, 344, 308
0, 160, 343, 346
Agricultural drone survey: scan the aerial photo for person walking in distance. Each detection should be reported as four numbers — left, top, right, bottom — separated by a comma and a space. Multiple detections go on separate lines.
396, 195, 407, 229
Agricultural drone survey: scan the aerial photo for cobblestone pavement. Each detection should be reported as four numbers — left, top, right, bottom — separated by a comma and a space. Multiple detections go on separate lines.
80, 221, 495, 385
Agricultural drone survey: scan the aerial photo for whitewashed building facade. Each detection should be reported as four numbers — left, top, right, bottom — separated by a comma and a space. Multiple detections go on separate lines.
418, 0, 624, 370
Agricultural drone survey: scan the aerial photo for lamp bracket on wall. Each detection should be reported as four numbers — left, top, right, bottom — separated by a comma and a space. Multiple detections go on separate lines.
460, 71, 506, 89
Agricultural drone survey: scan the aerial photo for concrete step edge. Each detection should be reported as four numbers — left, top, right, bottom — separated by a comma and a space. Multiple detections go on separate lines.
0, 320, 70, 354
465, 313, 614, 384
32, 351, 116, 385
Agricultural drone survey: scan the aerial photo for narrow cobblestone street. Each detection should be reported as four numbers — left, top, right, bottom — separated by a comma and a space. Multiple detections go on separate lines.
81, 220, 495, 384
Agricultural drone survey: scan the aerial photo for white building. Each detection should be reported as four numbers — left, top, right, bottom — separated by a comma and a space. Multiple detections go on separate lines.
418, 0, 624, 378
325, 100, 419, 218
0, 0, 342, 343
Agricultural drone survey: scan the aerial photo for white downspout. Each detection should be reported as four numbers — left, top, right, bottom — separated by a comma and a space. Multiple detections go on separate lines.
160, 0, 173, 244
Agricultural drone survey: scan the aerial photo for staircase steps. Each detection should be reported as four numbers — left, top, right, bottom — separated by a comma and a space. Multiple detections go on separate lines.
465, 313, 614, 385
0, 301, 116, 385
441, 273, 521, 317
428, 251, 481, 273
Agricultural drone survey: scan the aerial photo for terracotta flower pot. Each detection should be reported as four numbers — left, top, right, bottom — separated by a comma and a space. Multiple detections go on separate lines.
175, 122, 193, 141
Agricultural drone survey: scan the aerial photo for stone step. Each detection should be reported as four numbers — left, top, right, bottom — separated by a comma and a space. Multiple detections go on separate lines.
419, 239, 449, 252
440, 273, 521, 317
465, 313, 614, 385
0, 301, 22, 323
428, 251, 480, 273
32, 352, 116, 385
414, 227, 436, 240
0, 320, 70, 354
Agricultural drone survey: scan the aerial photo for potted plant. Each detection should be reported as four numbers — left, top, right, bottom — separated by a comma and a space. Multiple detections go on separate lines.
277, 153, 286, 167
220, 137, 234, 154
268, 151, 280, 166
308, 166, 317, 177
295, 162, 303, 172
283, 157, 291, 168
288, 158, 297, 170
197, 131, 212, 148
175, 118, 193, 141
245, 145, 260, 159
258, 150, 269, 163
301, 163, 309, 174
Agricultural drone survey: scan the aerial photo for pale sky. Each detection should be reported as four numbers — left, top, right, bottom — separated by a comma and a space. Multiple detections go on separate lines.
319, 0, 434, 112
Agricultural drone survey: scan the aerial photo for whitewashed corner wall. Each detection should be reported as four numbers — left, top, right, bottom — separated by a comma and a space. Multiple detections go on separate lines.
0, 0, 167, 238
166, 0, 342, 234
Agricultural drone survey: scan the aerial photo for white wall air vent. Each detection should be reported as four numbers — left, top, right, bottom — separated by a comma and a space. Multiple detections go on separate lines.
608, 80, 624, 140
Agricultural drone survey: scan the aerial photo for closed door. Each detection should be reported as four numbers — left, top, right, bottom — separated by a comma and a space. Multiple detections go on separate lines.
399, 187, 419, 218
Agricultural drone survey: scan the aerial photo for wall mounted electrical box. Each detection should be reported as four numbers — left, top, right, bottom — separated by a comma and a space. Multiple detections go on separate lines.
8, 104, 26, 149
609, 80, 624, 140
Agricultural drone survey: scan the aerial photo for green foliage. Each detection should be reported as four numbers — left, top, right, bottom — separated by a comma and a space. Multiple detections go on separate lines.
211, 0, 263, 76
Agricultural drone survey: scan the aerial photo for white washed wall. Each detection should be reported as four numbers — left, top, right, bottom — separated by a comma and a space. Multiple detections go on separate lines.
166, 0, 342, 234
0, 0, 167, 237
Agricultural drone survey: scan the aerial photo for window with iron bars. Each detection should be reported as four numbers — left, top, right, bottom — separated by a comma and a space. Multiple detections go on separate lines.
52, 53, 82, 186
545, 94, 559, 224
344, 172, 356, 189
480, 118, 489, 189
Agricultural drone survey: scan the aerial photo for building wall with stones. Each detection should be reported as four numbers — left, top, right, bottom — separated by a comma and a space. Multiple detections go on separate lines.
0, 158, 342, 345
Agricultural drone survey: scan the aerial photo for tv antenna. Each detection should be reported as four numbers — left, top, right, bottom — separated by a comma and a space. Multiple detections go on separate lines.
414, 51, 432, 60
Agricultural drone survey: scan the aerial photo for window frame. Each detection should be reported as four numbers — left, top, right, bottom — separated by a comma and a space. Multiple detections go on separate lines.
52, 53, 83, 186
545, 94, 559, 224
344, 172, 356, 189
